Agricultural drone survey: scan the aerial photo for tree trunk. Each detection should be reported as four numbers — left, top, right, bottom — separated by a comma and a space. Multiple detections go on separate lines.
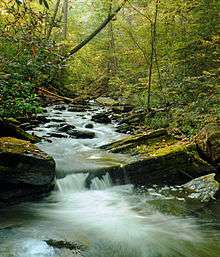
63, 0, 68, 39
107, 0, 118, 76
147, 0, 159, 111
46, 0, 61, 40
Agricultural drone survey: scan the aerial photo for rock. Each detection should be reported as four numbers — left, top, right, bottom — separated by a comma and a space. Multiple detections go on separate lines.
68, 130, 95, 139
194, 123, 220, 167
47, 133, 68, 138
95, 97, 119, 106
0, 118, 41, 143
91, 113, 111, 124
183, 173, 220, 202
68, 105, 89, 112
85, 123, 94, 129
86, 129, 216, 187
53, 105, 66, 111
111, 105, 133, 113
58, 123, 76, 133
0, 137, 55, 204
45, 239, 87, 253
101, 129, 169, 153
48, 118, 66, 123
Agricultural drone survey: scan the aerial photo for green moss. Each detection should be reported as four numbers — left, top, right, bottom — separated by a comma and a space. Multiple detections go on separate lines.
102, 129, 169, 153
0, 118, 41, 143
0, 137, 49, 159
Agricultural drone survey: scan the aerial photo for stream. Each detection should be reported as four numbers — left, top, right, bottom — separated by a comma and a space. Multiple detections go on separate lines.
0, 104, 220, 257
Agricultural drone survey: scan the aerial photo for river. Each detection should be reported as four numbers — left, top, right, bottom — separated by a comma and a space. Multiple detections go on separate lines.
0, 104, 220, 257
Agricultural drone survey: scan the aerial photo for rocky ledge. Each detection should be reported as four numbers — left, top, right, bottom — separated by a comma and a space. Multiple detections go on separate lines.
0, 133, 56, 206
86, 125, 220, 189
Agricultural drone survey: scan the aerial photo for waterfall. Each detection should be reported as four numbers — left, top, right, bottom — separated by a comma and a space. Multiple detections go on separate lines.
90, 173, 112, 190
56, 173, 112, 192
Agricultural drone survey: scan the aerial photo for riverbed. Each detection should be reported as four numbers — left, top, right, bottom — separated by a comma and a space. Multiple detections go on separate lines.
0, 105, 220, 257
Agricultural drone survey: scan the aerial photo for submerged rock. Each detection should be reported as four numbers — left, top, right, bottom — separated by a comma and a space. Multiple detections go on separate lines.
0, 137, 55, 204
45, 239, 87, 253
183, 173, 220, 202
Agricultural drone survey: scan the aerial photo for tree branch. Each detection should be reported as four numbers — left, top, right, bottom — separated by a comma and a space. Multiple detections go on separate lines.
66, 0, 128, 59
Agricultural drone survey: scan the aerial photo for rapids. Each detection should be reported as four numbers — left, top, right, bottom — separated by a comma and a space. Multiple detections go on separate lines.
0, 105, 220, 257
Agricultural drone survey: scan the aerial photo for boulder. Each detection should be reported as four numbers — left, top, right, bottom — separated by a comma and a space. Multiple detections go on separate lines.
86, 129, 216, 187
91, 113, 111, 124
183, 173, 220, 202
0, 118, 41, 143
68, 130, 95, 139
53, 105, 67, 111
0, 137, 56, 204
58, 123, 76, 133
194, 123, 220, 167
95, 97, 119, 106
85, 123, 94, 129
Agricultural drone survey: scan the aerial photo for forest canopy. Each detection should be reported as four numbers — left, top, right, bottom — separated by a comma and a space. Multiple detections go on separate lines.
0, 0, 219, 135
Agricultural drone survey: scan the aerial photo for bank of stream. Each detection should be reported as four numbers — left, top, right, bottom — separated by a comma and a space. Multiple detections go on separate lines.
0, 105, 220, 257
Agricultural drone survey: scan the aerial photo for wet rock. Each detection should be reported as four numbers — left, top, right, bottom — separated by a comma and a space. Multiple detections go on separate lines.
68, 130, 95, 139
111, 105, 133, 113
85, 123, 94, 129
91, 129, 216, 187
48, 118, 66, 123
58, 123, 76, 133
0, 118, 41, 143
0, 137, 55, 204
194, 123, 220, 167
68, 105, 88, 112
91, 113, 111, 124
53, 105, 66, 111
19, 122, 35, 130
35, 115, 51, 124
44, 122, 66, 129
183, 173, 220, 202
47, 133, 68, 138
45, 239, 87, 252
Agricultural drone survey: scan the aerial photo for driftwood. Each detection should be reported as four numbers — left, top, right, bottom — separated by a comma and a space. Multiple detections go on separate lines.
37, 87, 75, 103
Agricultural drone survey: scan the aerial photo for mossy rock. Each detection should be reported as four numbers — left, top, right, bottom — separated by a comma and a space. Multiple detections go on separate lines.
101, 129, 170, 153
89, 130, 216, 187
0, 137, 55, 205
0, 118, 41, 143
194, 123, 220, 166
95, 97, 119, 106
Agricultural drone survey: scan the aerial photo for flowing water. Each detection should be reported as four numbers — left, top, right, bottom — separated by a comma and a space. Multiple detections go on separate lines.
0, 105, 220, 257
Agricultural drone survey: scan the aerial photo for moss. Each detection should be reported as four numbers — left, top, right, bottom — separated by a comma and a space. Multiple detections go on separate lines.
0, 118, 41, 143
0, 137, 50, 160
102, 129, 169, 153
145, 142, 194, 158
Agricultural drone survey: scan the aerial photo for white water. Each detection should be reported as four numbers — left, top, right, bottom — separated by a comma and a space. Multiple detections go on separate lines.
1, 105, 220, 257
